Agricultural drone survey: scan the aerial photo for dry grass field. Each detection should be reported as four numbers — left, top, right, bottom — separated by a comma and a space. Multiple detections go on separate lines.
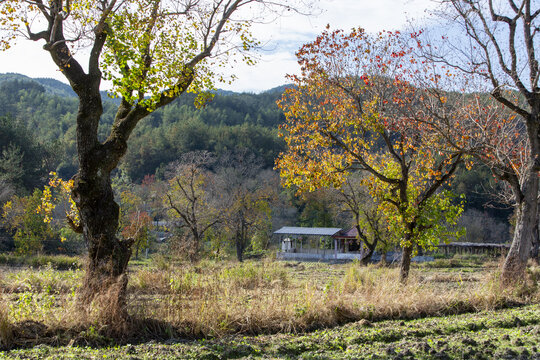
1, 254, 540, 358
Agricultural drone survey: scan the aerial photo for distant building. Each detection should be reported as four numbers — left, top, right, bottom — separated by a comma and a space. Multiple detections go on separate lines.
274, 226, 366, 261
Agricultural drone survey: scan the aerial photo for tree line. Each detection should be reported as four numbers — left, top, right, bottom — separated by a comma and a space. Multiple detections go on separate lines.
0, 75, 286, 181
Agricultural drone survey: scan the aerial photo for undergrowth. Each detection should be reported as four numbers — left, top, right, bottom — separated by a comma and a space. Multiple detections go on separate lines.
0, 254, 81, 270
1, 258, 539, 348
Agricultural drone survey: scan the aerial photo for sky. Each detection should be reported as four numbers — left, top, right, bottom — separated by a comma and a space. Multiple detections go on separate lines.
0, 0, 435, 93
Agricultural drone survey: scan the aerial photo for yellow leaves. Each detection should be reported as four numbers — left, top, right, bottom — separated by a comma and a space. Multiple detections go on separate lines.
277, 26, 465, 254
97, 0, 261, 108
39, 172, 80, 228
3, 200, 12, 212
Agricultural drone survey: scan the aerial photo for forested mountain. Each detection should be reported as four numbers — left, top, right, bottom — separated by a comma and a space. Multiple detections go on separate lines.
0, 73, 287, 181
0, 73, 512, 242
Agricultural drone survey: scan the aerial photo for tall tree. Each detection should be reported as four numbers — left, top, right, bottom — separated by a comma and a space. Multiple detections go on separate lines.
275, 28, 465, 281
0, 0, 311, 308
216, 152, 276, 262
164, 151, 220, 260
422, 0, 539, 281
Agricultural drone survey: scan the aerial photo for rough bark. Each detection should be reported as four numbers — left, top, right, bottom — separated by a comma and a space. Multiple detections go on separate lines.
502, 169, 538, 282
501, 110, 540, 281
531, 217, 539, 265
400, 241, 413, 283
235, 218, 246, 262
236, 239, 244, 262
71, 92, 134, 305
74, 172, 133, 306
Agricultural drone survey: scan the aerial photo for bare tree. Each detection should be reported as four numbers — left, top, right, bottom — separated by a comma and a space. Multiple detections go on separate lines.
422, 0, 540, 281
215, 151, 277, 262
164, 151, 219, 261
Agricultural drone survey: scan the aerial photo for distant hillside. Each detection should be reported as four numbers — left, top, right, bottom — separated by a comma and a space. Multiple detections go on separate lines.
35, 77, 77, 97
263, 84, 294, 94
0, 73, 76, 97
0, 73, 293, 100
0, 74, 512, 231
0, 73, 288, 180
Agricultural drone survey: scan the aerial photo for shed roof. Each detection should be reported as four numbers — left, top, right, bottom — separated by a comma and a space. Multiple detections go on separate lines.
273, 226, 342, 236
334, 228, 358, 239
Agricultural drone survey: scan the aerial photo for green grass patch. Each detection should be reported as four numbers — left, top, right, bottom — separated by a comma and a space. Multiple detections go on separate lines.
1, 305, 540, 359
0, 254, 82, 270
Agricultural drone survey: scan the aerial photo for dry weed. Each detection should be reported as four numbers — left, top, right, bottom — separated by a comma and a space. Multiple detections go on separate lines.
0, 294, 12, 350
80, 275, 133, 336
3, 259, 540, 340
136, 261, 540, 337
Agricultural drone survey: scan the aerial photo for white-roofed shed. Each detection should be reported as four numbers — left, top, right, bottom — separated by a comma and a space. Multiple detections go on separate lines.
273, 227, 342, 236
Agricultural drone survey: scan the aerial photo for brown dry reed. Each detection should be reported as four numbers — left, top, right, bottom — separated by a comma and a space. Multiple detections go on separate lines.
0, 294, 13, 350
128, 259, 538, 337
2, 258, 539, 343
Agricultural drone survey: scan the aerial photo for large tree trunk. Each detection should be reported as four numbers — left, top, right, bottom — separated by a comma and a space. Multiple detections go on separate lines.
74, 171, 133, 306
71, 93, 133, 310
236, 237, 244, 262
531, 217, 539, 265
400, 245, 413, 283
501, 111, 540, 283
502, 170, 538, 283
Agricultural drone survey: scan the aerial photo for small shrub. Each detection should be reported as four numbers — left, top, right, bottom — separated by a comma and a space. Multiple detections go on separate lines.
1, 265, 82, 294
219, 261, 288, 289
130, 268, 170, 294
420, 258, 463, 268
152, 253, 171, 271
526, 264, 540, 284
341, 263, 393, 294
0, 253, 21, 266
27, 254, 82, 270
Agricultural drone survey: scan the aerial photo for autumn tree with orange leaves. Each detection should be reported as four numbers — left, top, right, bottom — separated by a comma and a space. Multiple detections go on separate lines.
276, 28, 467, 282
421, 0, 540, 282
417, 88, 533, 263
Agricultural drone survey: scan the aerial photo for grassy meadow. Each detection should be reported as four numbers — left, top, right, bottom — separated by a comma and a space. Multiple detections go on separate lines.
1, 254, 540, 359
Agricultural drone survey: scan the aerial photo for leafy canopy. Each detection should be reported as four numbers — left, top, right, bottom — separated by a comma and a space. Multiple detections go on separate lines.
0, 0, 288, 109
276, 27, 465, 250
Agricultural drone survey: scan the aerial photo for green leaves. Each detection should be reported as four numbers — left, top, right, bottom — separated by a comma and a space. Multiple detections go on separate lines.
99, 0, 259, 110
277, 27, 466, 258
